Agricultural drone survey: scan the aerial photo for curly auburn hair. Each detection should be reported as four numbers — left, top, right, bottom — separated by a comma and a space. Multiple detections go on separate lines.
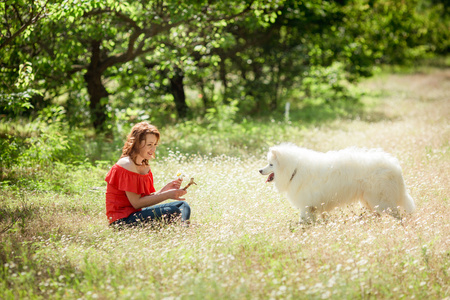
120, 122, 160, 166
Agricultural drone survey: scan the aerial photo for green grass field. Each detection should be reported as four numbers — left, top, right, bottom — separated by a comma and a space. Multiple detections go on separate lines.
1, 68, 449, 299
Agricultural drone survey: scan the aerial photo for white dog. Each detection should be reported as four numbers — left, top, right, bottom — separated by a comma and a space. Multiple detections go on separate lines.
259, 143, 415, 223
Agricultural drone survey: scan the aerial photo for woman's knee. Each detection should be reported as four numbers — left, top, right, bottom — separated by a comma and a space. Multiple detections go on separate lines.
178, 202, 191, 221
172, 200, 190, 211
180, 201, 190, 209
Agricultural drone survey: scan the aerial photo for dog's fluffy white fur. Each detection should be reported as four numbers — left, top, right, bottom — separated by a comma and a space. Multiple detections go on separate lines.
259, 143, 415, 223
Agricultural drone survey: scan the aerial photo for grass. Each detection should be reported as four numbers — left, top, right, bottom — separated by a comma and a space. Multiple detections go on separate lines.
1, 67, 449, 299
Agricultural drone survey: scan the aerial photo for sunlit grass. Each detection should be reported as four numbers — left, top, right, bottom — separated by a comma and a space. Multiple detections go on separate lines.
1, 69, 449, 299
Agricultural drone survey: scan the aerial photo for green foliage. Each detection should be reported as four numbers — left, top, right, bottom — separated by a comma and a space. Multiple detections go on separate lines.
301, 63, 358, 103
0, 62, 40, 115
204, 100, 240, 129
2, 0, 448, 131
0, 106, 92, 191
19, 107, 84, 166
0, 135, 20, 174
340, 0, 449, 69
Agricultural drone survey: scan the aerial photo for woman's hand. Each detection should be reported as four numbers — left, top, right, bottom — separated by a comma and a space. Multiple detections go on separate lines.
167, 189, 187, 201
159, 178, 187, 200
161, 178, 183, 192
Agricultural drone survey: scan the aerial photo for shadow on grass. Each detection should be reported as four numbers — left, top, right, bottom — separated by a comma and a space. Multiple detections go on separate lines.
279, 97, 396, 125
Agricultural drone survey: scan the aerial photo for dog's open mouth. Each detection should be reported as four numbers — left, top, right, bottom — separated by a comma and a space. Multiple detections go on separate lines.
266, 173, 274, 183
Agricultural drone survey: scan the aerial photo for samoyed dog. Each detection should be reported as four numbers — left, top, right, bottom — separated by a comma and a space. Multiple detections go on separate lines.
259, 143, 415, 223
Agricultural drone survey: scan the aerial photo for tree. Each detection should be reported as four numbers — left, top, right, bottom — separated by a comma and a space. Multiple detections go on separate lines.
0, 0, 49, 51
2, 0, 280, 131
1, 0, 447, 131
0, 0, 50, 114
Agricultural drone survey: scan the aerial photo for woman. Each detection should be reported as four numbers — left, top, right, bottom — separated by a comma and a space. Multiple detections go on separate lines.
105, 122, 190, 227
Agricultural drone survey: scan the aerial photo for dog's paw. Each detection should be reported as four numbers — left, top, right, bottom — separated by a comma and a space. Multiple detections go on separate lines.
299, 217, 314, 225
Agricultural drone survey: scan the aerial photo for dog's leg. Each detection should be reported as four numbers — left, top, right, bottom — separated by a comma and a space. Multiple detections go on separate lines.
299, 206, 317, 224
369, 202, 401, 220
359, 199, 382, 219
384, 206, 402, 219
362, 188, 401, 219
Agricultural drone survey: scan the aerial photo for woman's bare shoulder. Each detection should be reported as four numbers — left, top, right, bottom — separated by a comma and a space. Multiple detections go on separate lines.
116, 156, 137, 172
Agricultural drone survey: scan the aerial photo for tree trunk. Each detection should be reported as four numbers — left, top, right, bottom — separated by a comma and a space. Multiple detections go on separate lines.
219, 57, 229, 103
84, 40, 109, 131
199, 80, 211, 114
270, 63, 280, 111
169, 68, 188, 119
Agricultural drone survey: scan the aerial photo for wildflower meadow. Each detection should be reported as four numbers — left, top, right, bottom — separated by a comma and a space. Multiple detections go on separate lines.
1, 68, 449, 299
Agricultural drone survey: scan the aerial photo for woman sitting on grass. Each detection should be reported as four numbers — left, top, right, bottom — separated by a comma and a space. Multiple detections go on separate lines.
105, 122, 190, 227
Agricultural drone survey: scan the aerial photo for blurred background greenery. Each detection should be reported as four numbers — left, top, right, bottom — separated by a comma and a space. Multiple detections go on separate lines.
1, 0, 449, 186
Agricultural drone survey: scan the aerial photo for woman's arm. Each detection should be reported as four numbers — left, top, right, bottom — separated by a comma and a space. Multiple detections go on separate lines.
126, 188, 187, 210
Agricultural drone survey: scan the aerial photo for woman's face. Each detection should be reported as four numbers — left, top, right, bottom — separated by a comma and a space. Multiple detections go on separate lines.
137, 133, 158, 161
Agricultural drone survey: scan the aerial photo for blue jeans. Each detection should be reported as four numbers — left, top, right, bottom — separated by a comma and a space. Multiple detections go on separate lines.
113, 201, 191, 226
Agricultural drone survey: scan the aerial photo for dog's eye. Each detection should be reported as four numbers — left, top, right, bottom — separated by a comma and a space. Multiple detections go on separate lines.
270, 164, 273, 166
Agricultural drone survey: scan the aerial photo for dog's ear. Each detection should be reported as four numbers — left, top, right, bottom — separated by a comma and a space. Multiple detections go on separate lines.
269, 149, 279, 160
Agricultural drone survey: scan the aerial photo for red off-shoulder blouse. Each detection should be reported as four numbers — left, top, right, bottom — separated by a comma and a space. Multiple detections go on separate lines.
105, 164, 156, 224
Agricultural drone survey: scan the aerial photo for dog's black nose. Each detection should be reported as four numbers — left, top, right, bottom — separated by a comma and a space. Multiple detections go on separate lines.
259, 169, 263, 174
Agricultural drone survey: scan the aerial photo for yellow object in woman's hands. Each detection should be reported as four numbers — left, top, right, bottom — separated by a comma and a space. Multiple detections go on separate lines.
176, 171, 185, 180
